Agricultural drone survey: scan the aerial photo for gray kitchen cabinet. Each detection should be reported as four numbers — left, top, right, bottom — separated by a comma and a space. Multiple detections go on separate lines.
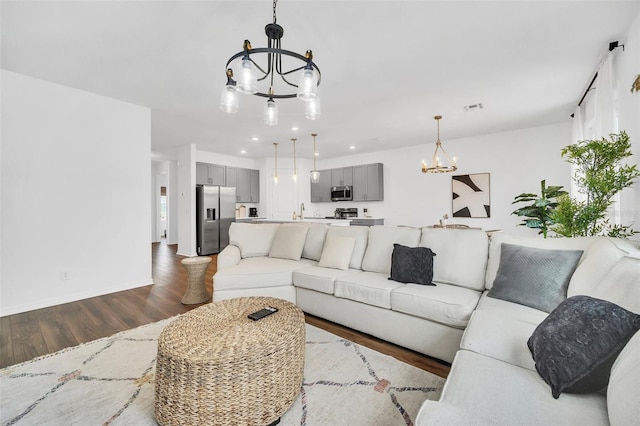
310, 169, 332, 202
350, 218, 384, 226
249, 169, 260, 202
353, 163, 384, 201
225, 166, 260, 203
331, 166, 353, 186
196, 162, 226, 186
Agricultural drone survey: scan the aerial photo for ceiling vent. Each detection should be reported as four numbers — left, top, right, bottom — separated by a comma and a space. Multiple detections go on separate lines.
463, 103, 483, 111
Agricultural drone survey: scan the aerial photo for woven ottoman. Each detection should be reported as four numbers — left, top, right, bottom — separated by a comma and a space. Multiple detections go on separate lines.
180, 256, 211, 304
154, 297, 305, 426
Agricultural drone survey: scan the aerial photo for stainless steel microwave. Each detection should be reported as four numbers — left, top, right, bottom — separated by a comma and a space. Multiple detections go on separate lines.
331, 185, 353, 201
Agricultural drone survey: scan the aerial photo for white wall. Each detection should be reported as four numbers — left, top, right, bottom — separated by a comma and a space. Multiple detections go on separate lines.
176, 144, 196, 256
308, 122, 572, 236
616, 11, 640, 240
1, 70, 152, 316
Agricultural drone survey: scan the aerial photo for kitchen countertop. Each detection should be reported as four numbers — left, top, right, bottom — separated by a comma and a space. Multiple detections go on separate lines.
250, 218, 352, 226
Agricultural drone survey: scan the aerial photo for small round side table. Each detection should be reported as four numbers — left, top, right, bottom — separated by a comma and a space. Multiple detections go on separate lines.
180, 256, 211, 304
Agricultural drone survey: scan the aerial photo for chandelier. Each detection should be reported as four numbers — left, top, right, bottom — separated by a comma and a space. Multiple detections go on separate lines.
421, 115, 457, 174
220, 0, 322, 125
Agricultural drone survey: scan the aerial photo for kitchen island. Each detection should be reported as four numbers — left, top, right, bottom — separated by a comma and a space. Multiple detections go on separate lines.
249, 218, 352, 226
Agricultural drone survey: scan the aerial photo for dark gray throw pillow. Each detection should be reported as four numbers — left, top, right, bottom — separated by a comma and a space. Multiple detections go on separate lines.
487, 243, 583, 312
388, 244, 436, 286
528, 295, 640, 399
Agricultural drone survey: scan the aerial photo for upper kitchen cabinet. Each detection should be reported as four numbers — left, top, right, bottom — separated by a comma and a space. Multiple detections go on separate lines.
226, 166, 260, 203
353, 163, 384, 201
310, 169, 332, 202
331, 166, 353, 187
249, 169, 260, 203
196, 162, 226, 186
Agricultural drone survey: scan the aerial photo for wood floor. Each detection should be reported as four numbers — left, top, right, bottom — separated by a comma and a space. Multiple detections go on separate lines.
0, 241, 450, 378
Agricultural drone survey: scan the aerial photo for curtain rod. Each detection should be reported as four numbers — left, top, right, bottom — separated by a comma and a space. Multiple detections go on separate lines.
571, 41, 624, 117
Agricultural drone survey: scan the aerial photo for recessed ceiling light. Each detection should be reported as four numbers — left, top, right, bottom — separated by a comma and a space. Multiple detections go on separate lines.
314, 152, 319, 156
240, 150, 246, 154
251, 137, 259, 141
349, 146, 356, 150
291, 126, 299, 131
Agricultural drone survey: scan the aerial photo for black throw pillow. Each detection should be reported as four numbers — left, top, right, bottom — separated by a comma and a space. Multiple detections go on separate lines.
388, 244, 436, 286
527, 295, 640, 399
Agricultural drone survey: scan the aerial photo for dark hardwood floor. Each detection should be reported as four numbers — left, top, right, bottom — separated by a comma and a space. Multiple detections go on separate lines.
0, 241, 450, 378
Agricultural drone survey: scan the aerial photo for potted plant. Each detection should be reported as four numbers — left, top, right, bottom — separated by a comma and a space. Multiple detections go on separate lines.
512, 180, 567, 238
551, 131, 639, 237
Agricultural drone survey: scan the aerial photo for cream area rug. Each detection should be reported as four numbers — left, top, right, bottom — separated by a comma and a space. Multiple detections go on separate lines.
1, 318, 444, 425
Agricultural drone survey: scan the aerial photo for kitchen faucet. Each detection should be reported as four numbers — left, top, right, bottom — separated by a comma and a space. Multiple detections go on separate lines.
299, 203, 305, 220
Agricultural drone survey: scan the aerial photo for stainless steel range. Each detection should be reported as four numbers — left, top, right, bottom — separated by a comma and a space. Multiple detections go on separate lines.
326, 207, 358, 219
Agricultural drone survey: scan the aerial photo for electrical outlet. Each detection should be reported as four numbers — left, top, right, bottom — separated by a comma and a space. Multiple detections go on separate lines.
60, 272, 70, 280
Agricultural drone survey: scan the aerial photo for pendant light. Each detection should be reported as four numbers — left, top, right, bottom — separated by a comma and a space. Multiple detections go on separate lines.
273, 142, 279, 183
421, 115, 457, 174
310, 133, 320, 183
291, 138, 298, 182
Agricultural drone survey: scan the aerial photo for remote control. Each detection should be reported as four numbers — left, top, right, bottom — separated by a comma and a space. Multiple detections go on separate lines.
248, 306, 279, 321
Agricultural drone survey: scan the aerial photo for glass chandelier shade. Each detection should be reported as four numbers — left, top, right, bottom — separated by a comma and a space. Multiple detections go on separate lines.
220, 0, 321, 124
421, 115, 458, 174
264, 97, 278, 125
220, 84, 239, 113
310, 133, 320, 183
305, 97, 321, 120
236, 58, 258, 95
297, 67, 318, 101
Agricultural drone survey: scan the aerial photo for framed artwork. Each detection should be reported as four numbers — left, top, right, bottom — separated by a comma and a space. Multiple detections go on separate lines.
452, 173, 490, 218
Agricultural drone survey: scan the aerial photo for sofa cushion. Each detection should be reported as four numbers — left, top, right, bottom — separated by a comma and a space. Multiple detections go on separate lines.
269, 223, 309, 261
325, 226, 369, 270
420, 228, 489, 291
390, 283, 480, 328
229, 222, 280, 258
389, 244, 436, 285
487, 243, 583, 313
591, 256, 640, 314
568, 238, 640, 299
485, 233, 595, 290
607, 330, 640, 426
293, 266, 350, 294
302, 223, 328, 261
214, 257, 315, 290
438, 350, 609, 426
334, 270, 405, 309
317, 237, 356, 270
460, 310, 538, 371
475, 291, 549, 323
527, 295, 640, 399
361, 226, 421, 275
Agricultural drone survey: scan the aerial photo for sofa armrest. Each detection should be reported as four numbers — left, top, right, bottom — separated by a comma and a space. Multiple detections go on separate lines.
217, 244, 241, 270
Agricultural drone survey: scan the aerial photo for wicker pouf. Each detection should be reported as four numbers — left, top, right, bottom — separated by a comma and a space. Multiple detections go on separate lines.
180, 256, 211, 304
154, 297, 305, 426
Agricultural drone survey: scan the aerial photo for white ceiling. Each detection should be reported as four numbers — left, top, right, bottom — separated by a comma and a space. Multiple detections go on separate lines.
2, 1, 639, 160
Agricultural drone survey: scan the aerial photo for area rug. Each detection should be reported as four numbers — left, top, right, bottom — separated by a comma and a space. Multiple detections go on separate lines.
1, 318, 444, 426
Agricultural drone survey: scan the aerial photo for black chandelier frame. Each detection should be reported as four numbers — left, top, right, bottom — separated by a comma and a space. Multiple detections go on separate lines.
224, 0, 321, 100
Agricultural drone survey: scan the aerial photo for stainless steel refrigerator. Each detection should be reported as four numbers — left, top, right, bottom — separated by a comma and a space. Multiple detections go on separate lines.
196, 185, 236, 255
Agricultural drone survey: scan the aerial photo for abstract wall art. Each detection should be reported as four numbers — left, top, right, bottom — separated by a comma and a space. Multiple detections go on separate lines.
452, 173, 490, 218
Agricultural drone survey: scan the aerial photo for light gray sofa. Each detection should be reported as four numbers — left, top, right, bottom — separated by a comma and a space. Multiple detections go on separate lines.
416, 235, 640, 426
214, 222, 490, 363
213, 222, 640, 425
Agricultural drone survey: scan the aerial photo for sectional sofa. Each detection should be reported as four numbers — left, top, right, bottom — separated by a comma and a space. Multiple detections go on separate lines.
213, 222, 640, 425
